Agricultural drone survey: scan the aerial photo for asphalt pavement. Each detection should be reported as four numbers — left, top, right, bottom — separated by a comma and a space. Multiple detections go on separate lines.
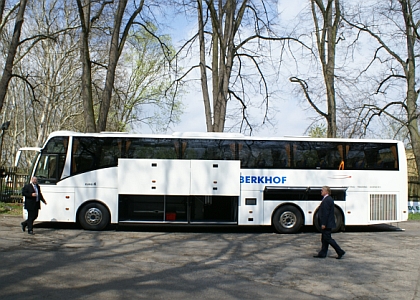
0, 215, 419, 300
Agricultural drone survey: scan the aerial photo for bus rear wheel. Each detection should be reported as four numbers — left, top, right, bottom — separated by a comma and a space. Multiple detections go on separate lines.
314, 206, 344, 233
272, 205, 303, 234
78, 202, 110, 231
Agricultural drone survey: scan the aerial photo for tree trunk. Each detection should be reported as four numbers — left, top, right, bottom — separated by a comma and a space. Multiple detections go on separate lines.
198, 0, 213, 132
76, 0, 96, 133
96, 0, 144, 132
312, 0, 339, 138
200, 0, 248, 132
401, 0, 420, 178
0, 0, 6, 25
0, 0, 28, 113
97, 0, 128, 132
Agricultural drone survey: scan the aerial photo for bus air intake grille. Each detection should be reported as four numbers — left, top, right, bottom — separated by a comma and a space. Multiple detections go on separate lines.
370, 194, 397, 221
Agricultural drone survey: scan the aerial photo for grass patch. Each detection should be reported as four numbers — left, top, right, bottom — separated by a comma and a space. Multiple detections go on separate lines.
0, 202, 22, 216
408, 213, 420, 221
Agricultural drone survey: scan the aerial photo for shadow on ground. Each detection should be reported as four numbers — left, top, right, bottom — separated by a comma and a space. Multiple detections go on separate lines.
33, 221, 405, 234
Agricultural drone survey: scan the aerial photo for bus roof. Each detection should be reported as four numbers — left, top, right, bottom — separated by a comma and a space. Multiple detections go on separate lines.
45, 130, 402, 144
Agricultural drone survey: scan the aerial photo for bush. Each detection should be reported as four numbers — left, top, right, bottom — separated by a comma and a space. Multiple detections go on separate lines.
408, 213, 420, 221
0, 202, 22, 215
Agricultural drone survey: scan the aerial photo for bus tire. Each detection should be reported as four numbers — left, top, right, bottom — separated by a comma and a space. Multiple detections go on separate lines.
78, 202, 110, 231
272, 205, 303, 234
314, 206, 344, 233
332, 207, 344, 233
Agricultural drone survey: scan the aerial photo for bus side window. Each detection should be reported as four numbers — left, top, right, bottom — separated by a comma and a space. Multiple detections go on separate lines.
374, 156, 384, 168
376, 145, 399, 170
48, 156, 57, 179
71, 137, 98, 175
99, 138, 121, 168
256, 153, 266, 167
345, 142, 399, 170
390, 145, 398, 169
272, 149, 288, 168
294, 142, 318, 169
238, 141, 252, 168
346, 143, 366, 170
313, 142, 342, 170
354, 159, 366, 169
337, 144, 348, 170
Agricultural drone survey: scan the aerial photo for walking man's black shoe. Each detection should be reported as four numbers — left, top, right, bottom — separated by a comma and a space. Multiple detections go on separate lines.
336, 251, 346, 259
21, 222, 26, 232
28, 231, 34, 235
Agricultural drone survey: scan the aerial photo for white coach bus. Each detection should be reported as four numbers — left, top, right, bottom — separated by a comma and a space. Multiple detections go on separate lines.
22, 131, 408, 233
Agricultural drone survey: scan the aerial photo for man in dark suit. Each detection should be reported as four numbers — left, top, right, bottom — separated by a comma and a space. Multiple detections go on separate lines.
21, 177, 47, 235
313, 186, 345, 259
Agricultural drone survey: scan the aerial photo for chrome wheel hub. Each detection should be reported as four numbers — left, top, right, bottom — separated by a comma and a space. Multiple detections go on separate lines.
85, 208, 102, 226
280, 211, 296, 228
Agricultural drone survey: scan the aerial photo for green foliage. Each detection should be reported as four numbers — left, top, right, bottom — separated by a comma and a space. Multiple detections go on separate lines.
107, 22, 183, 132
308, 124, 327, 138
0, 202, 22, 215
408, 213, 420, 221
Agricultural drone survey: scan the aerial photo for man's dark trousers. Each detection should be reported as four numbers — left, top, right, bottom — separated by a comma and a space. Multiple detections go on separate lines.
22, 209, 39, 232
319, 227, 344, 257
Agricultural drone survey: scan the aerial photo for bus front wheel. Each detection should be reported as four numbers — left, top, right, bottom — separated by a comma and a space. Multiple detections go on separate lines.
78, 202, 110, 231
272, 205, 303, 234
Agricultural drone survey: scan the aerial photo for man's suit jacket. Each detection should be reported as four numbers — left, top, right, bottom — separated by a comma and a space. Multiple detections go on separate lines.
22, 183, 45, 211
318, 195, 336, 229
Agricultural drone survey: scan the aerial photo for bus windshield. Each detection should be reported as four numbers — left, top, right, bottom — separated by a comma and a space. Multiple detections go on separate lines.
34, 136, 68, 184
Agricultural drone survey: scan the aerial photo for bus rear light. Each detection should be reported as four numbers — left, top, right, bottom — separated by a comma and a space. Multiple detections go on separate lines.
66, 208, 69, 210
249, 210, 253, 213
66, 196, 70, 199
347, 211, 351, 214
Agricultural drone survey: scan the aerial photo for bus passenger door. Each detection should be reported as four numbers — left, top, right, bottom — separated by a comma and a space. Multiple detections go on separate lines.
36, 187, 75, 222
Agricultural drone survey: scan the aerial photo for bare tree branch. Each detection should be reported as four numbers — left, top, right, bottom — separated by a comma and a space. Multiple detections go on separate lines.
342, 15, 406, 67
289, 76, 327, 118
375, 74, 406, 94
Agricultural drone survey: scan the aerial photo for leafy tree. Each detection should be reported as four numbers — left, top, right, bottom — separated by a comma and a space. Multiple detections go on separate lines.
75, 0, 145, 132
0, 0, 183, 166
308, 124, 327, 138
108, 25, 182, 132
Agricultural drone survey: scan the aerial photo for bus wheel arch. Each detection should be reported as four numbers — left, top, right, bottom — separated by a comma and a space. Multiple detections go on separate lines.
313, 205, 345, 233
272, 204, 304, 234
77, 201, 110, 231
